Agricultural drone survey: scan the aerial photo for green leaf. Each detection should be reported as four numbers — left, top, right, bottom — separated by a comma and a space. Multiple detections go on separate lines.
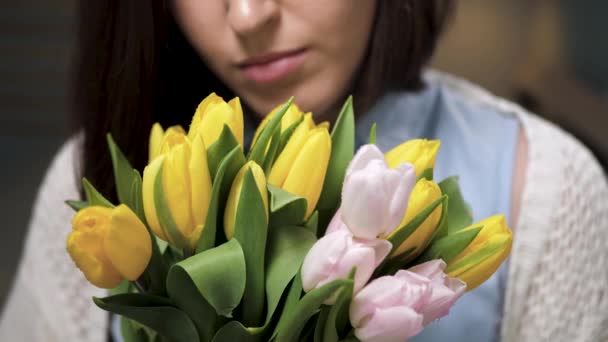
212, 321, 259, 342
167, 239, 246, 340
129, 170, 146, 224
275, 277, 353, 342
439, 176, 473, 233
317, 96, 355, 233
304, 211, 319, 236
153, 163, 190, 250
271, 273, 303, 340
82, 178, 114, 208
267, 184, 307, 227
262, 127, 282, 174
276, 117, 304, 155
197, 146, 246, 253
387, 196, 446, 256
207, 125, 241, 180
93, 293, 199, 342
418, 226, 483, 264
322, 270, 355, 342
107, 133, 137, 206
65, 199, 89, 211
249, 97, 294, 165
417, 168, 434, 181
314, 308, 330, 342
120, 316, 149, 342
234, 169, 269, 326
430, 195, 450, 242
169, 239, 246, 317
265, 226, 317, 323
368, 123, 377, 145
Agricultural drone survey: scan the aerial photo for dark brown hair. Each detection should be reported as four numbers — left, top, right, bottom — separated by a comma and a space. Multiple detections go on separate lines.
71, 0, 456, 200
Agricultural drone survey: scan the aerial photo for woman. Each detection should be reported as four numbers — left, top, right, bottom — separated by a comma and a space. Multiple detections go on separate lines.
1, 1, 606, 341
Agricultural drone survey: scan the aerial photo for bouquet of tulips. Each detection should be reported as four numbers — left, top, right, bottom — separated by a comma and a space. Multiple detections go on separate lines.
65, 93, 512, 342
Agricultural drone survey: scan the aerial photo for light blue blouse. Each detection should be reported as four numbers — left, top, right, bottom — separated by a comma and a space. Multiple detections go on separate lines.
112, 73, 519, 342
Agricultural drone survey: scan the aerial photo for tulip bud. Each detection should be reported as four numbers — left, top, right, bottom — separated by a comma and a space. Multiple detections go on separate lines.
268, 114, 331, 218
389, 179, 443, 258
148, 123, 165, 163
340, 145, 416, 239
66, 205, 152, 289
445, 215, 513, 290
385, 139, 440, 177
224, 161, 269, 240
252, 102, 308, 146
188, 93, 244, 148
301, 229, 392, 303
349, 260, 465, 342
142, 130, 212, 251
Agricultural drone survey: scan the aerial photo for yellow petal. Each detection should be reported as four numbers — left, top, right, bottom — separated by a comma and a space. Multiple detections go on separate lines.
188, 93, 223, 141
159, 126, 187, 156
447, 234, 512, 290
268, 115, 314, 186
228, 97, 244, 147
104, 205, 152, 281
385, 139, 441, 176
390, 179, 443, 257
454, 215, 510, 260
142, 156, 168, 241
282, 128, 331, 218
67, 207, 122, 288
198, 101, 236, 147
252, 103, 306, 146
188, 135, 212, 246
163, 142, 194, 238
148, 123, 164, 163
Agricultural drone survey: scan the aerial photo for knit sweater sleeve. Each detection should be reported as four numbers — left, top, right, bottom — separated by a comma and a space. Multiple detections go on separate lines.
502, 112, 608, 341
0, 137, 108, 342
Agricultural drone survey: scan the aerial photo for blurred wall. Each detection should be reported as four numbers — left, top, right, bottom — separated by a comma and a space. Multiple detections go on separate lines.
0, 1, 74, 304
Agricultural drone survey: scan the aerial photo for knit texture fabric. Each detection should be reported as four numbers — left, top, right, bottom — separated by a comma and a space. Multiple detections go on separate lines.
1, 72, 606, 341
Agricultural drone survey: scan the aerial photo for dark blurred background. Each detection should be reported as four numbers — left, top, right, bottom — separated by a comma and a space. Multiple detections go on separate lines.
1, 0, 606, 306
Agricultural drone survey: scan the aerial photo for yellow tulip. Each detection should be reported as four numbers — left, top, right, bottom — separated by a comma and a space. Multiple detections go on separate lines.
148, 124, 186, 163
143, 129, 212, 251
66, 205, 152, 289
188, 93, 244, 148
445, 215, 513, 290
252, 102, 309, 146
385, 139, 441, 177
389, 179, 443, 258
224, 161, 269, 239
268, 115, 331, 218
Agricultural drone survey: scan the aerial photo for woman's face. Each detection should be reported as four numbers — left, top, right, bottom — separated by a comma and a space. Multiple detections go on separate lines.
172, 0, 377, 120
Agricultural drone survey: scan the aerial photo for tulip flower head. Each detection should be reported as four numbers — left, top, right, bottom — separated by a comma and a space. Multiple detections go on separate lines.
268, 114, 331, 218
187, 93, 244, 148
66, 205, 152, 289
224, 161, 269, 240
301, 229, 392, 304
143, 130, 212, 252
350, 260, 465, 342
341, 144, 416, 239
385, 139, 440, 177
446, 214, 513, 290
252, 102, 309, 146
389, 179, 443, 258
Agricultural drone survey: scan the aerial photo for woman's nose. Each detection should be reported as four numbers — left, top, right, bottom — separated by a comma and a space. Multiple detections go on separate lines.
227, 0, 280, 37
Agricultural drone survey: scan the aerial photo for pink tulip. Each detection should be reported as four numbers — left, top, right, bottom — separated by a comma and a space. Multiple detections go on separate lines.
301, 230, 392, 304
350, 260, 465, 342
341, 144, 416, 239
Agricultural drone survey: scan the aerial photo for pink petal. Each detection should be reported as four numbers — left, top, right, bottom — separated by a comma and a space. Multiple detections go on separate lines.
354, 306, 424, 342
384, 162, 416, 235
326, 208, 348, 235
350, 275, 406, 327
346, 144, 386, 176
301, 230, 349, 292
408, 260, 447, 280
421, 276, 466, 325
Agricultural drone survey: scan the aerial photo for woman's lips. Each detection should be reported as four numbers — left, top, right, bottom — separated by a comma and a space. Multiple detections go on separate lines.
238, 49, 307, 84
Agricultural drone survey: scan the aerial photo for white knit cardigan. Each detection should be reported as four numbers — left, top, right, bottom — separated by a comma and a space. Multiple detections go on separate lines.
1, 73, 606, 341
